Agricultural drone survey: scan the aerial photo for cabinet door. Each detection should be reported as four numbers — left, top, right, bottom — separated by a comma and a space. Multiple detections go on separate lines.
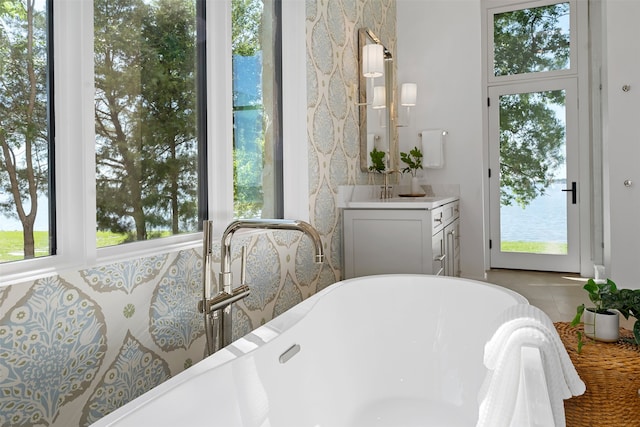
343, 209, 431, 278
432, 230, 445, 276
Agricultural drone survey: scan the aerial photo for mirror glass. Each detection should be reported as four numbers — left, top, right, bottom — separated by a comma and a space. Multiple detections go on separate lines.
358, 28, 394, 172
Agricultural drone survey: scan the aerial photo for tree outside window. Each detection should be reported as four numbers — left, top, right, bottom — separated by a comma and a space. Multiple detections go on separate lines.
0, 0, 282, 263
0, 0, 51, 262
94, 0, 199, 246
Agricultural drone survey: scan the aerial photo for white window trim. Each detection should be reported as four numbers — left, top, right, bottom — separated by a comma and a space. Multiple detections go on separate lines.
282, 0, 310, 223
0, 0, 308, 286
487, 0, 578, 85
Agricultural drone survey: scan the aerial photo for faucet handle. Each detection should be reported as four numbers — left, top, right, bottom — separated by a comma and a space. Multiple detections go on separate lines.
240, 245, 247, 286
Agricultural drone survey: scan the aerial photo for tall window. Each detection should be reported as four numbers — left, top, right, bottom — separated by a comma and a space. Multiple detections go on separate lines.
232, 0, 282, 219
0, 0, 53, 263
94, 0, 201, 247
0, 0, 288, 273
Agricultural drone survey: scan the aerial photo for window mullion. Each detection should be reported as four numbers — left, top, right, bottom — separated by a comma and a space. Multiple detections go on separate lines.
207, 0, 235, 237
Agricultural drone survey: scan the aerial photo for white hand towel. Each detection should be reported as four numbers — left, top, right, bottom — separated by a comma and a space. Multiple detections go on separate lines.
477, 304, 585, 427
421, 129, 445, 168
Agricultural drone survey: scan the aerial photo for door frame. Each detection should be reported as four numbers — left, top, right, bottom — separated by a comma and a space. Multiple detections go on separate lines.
488, 78, 580, 272
481, 0, 595, 276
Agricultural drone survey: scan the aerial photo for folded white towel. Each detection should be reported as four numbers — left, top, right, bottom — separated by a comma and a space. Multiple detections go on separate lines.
477, 304, 585, 427
421, 129, 445, 168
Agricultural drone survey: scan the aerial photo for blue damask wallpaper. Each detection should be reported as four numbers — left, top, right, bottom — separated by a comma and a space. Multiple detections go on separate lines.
0, 0, 395, 425
0, 233, 326, 426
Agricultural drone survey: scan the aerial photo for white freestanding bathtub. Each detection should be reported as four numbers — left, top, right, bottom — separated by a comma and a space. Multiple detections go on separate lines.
91, 274, 528, 427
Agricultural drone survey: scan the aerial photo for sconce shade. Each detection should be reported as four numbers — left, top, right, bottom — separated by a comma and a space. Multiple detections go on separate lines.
372, 85, 386, 109
362, 44, 384, 78
401, 83, 418, 106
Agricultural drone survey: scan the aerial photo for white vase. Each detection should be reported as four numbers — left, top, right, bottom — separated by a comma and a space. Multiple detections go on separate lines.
583, 308, 619, 342
410, 176, 423, 195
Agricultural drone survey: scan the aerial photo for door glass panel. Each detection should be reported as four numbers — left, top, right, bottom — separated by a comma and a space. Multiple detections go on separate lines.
499, 90, 567, 254
493, 2, 570, 76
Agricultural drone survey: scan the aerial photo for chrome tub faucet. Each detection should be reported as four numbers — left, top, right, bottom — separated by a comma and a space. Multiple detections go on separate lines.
199, 219, 324, 355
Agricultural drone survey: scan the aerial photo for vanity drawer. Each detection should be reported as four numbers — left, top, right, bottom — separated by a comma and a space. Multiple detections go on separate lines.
431, 201, 459, 234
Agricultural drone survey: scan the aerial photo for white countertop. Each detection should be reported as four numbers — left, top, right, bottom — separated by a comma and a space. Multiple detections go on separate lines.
345, 195, 458, 209
338, 185, 459, 210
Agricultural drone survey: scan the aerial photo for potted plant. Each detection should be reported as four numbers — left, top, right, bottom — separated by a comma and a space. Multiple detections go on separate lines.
571, 278, 620, 352
400, 146, 423, 195
608, 287, 640, 346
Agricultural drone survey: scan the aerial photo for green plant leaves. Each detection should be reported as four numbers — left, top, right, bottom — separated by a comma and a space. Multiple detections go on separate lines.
400, 146, 423, 176
368, 148, 386, 173
570, 303, 584, 327
575, 278, 640, 347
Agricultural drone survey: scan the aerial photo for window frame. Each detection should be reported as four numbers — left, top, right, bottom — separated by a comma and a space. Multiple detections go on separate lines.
487, 0, 578, 85
0, 0, 308, 286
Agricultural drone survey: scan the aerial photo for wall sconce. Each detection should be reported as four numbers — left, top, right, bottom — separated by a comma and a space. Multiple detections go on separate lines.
362, 44, 384, 78
400, 83, 417, 107
398, 82, 418, 127
372, 86, 386, 109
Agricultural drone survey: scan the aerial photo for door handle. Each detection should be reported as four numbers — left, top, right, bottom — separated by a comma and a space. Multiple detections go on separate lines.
561, 181, 577, 204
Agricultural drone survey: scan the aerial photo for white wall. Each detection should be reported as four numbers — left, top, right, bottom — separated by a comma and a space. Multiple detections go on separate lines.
397, 0, 639, 286
602, 0, 640, 288
397, 0, 486, 280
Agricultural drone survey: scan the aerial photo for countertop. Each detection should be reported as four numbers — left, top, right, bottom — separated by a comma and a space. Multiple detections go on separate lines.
338, 185, 459, 210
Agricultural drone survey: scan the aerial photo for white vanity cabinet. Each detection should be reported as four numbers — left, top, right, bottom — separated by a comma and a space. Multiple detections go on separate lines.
342, 199, 460, 279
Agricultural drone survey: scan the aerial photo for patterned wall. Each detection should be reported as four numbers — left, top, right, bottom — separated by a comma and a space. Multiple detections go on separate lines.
307, 0, 397, 280
0, 1, 395, 426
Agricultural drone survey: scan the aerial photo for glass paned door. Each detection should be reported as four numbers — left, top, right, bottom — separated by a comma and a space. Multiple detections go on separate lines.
489, 79, 579, 272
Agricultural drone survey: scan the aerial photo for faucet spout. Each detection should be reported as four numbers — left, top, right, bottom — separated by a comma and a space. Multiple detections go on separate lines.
221, 220, 324, 289
201, 218, 324, 355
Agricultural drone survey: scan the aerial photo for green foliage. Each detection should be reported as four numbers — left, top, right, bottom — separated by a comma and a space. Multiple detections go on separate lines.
232, 0, 262, 56
570, 278, 640, 351
571, 278, 617, 325
0, 0, 49, 258
499, 91, 565, 208
493, 3, 570, 208
1, 0, 268, 257
570, 278, 618, 352
0, 230, 49, 262
493, 3, 570, 76
400, 146, 423, 177
500, 240, 567, 254
368, 148, 386, 173
587, 278, 617, 313
233, 140, 264, 218
605, 287, 640, 346
94, 0, 198, 240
